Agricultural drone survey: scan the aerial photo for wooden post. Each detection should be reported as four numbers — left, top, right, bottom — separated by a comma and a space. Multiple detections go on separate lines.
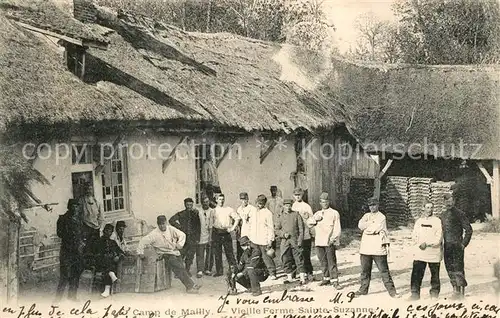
374, 158, 393, 200
7, 220, 19, 305
492, 160, 500, 219
477, 161, 499, 219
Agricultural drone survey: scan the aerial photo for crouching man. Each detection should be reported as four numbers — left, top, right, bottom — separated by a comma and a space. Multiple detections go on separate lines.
227, 236, 269, 296
89, 224, 125, 297
137, 215, 201, 294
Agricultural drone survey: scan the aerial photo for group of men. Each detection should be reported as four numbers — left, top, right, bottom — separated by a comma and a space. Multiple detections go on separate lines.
55, 185, 129, 301
56, 183, 473, 301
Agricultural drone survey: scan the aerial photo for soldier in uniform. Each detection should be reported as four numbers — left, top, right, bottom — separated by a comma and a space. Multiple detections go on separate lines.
355, 197, 400, 298
441, 192, 473, 299
227, 236, 269, 296
292, 188, 315, 281
275, 198, 306, 284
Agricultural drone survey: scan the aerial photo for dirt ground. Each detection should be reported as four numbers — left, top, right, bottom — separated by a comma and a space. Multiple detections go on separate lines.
18, 226, 500, 313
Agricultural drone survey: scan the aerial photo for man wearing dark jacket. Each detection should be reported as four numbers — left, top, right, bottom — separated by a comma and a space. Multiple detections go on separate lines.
275, 198, 306, 284
441, 193, 473, 299
55, 199, 85, 302
227, 236, 269, 296
169, 198, 201, 275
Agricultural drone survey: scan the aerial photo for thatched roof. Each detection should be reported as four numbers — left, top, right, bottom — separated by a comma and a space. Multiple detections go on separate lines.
0, 4, 341, 135
317, 58, 500, 160
1, 0, 109, 46
0, 16, 125, 134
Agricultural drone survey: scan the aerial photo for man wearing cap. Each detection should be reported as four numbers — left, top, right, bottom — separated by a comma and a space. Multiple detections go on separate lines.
212, 194, 240, 277
169, 198, 201, 276
229, 236, 269, 296
55, 199, 85, 302
137, 215, 200, 293
266, 186, 284, 247
89, 224, 125, 297
409, 200, 443, 301
196, 195, 214, 277
308, 192, 342, 289
355, 197, 400, 298
110, 221, 129, 254
275, 198, 306, 284
236, 192, 256, 263
292, 187, 314, 280
441, 192, 473, 299
248, 194, 277, 280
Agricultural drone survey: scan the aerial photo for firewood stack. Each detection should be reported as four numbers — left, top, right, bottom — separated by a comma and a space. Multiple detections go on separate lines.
381, 176, 410, 227
408, 177, 433, 220
348, 178, 375, 227
430, 181, 455, 217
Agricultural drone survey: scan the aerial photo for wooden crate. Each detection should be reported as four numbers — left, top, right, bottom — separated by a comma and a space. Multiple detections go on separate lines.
136, 248, 172, 293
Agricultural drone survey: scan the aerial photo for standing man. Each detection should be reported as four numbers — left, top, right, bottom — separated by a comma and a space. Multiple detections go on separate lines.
55, 199, 85, 302
236, 192, 255, 263
266, 186, 284, 250
308, 192, 342, 289
275, 198, 306, 284
196, 195, 214, 277
80, 184, 104, 250
137, 215, 200, 293
409, 200, 443, 301
110, 220, 129, 254
248, 194, 277, 280
202, 151, 221, 207
292, 187, 314, 281
169, 198, 201, 276
355, 197, 400, 298
441, 192, 473, 299
212, 194, 240, 277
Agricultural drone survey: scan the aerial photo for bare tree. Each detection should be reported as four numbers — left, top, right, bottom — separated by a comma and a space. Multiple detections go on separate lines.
353, 11, 388, 61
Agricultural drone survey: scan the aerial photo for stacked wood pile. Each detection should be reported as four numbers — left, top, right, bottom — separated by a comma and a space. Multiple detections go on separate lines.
430, 181, 455, 217
19, 228, 60, 284
347, 178, 375, 227
408, 177, 433, 219
381, 176, 410, 227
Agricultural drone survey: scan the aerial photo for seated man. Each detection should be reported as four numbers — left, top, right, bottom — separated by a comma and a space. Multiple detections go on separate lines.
137, 215, 201, 294
110, 220, 129, 254
227, 236, 269, 296
89, 223, 124, 298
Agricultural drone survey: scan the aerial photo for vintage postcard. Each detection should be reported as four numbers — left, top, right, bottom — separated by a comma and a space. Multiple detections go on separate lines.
1, 0, 499, 317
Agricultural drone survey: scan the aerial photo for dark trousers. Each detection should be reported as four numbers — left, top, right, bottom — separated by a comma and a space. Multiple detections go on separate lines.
316, 245, 338, 280
236, 269, 268, 293
410, 260, 440, 298
359, 254, 397, 296
236, 241, 244, 263
444, 243, 467, 288
302, 239, 313, 274
163, 254, 194, 290
254, 244, 276, 275
181, 243, 197, 273
196, 243, 213, 272
282, 244, 304, 274
96, 257, 118, 286
56, 254, 83, 300
213, 230, 236, 274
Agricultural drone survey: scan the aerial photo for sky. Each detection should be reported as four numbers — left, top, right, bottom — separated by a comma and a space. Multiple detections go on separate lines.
322, 0, 397, 53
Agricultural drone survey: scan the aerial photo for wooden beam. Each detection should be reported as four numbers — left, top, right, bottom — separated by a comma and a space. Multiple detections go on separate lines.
7, 221, 19, 304
373, 158, 393, 200
260, 137, 277, 165
492, 160, 500, 219
162, 136, 187, 173
16, 22, 84, 46
476, 162, 493, 184
216, 137, 237, 168
95, 134, 124, 175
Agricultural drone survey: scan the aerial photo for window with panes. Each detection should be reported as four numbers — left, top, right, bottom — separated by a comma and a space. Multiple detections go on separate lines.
100, 145, 127, 212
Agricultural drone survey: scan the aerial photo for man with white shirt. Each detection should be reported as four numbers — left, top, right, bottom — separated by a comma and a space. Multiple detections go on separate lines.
248, 194, 277, 280
137, 215, 200, 293
292, 187, 314, 281
409, 200, 443, 301
236, 192, 255, 262
196, 195, 214, 277
110, 220, 129, 254
308, 192, 342, 289
212, 194, 240, 277
355, 197, 399, 298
